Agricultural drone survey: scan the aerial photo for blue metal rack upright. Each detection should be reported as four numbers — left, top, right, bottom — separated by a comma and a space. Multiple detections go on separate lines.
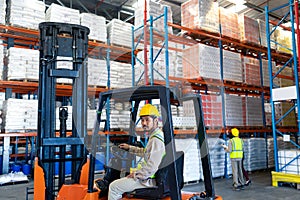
265, 0, 300, 185
131, 7, 170, 87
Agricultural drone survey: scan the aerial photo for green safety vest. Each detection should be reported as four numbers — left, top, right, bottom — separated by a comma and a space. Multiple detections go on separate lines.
136, 129, 165, 178
229, 137, 243, 159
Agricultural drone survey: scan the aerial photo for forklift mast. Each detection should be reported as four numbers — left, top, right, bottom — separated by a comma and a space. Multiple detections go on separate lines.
91, 86, 216, 200
35, 22, 90, 200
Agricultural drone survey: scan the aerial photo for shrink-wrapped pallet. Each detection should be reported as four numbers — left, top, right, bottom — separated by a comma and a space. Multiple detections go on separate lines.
200, 94, 223, 127
0, 0, 6, 24
182, 43, 220, 80
0, 43, 5, 80
238, 14, 259, 45
223, 50, 242, 82
225, 94, 244, 126
265, 102, 297, 126
242, 56, 261, 86
5, 47, 39, 81
181, 0, 219, 33
80, 13, 107, 42
135, 46, 181, 84
45, 3, 80, 24
276, 65, 294, 87
107, 19, 132, 48
243, 138, 267, 171
6, 0, 45, 29
257, 19, 276, 48
278, 150, 300, 174
244, 96, 263, 126
134, 0, 173, 36
219, 7, 239, 39
276, 28, 292, 54
2, 99, 38, 132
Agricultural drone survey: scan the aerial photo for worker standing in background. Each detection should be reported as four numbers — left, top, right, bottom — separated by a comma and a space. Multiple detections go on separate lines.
222, 128, 245, 191
107, 104, 165, 200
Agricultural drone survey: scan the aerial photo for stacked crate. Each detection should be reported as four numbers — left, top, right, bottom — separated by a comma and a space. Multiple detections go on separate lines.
6, 0, 45, 29
223, 50, 243, 83
242, 56, 261, 86
2, 99, 38, 132
181, 0, 219, 33
134, 0, 173, 36
243, 138, 267, 171
5, 47, 39, 81
80, 13, 107, 43
45, 3, 80, 24
87, 58, 107, 86
225, 94, 244, 126
245, 96, 263, 126
182, 43, 220, 80
278, 150, 300, 174
219, 7, 239, 39
238, 14, 260, 45
0, 0, 6, 24
201, 95, 223, 127
107, 19, 132, 48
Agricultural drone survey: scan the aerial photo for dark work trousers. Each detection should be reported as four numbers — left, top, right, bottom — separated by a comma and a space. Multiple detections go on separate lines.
242, 156, 249, 181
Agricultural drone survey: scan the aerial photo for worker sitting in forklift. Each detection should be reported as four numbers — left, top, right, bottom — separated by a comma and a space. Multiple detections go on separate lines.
95, 103, 166, 200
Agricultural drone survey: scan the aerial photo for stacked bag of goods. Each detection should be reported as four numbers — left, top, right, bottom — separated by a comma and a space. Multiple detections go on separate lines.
0, 42, 5, 80
181, 0, 219, 33
110, 61, 132, 88
107, 100, 131, 130
0, 0, 5, 24
5, 47, 39, 81
107, 19, 132, 48
225, 94, 244, 126
87, 109, 97, 130
80, 13, 107, 43
223, 50, 243, 83
45, 3, 80, 24
244, 96, 263, 126
56, 56, 73, 84
182, 43, 220, 80
2, 99, 38, 132
6, 0, 45, 30
87, 58, 107, 87
134, 0, 173, 37
243, 138, 267, 171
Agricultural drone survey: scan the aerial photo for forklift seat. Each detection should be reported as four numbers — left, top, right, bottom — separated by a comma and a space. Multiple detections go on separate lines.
128, 151, 184, 199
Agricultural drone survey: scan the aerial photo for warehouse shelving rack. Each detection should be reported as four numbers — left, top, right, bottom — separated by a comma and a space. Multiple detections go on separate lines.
265, 0, 300, 186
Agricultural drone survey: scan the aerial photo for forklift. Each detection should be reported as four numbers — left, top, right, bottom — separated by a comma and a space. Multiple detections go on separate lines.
33, 22, 222, 200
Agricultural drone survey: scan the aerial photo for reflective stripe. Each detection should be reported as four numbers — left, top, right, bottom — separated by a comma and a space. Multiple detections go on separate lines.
230, 137, 243, 159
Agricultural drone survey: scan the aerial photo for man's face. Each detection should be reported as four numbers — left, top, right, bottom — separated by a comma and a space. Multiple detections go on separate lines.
140, 116, 156, 131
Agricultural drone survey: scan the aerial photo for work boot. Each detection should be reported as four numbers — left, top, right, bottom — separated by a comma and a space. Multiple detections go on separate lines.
245, 180, 252, 186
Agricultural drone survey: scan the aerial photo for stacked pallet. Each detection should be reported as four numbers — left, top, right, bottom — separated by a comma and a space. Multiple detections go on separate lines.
87, 58, 107, 86
219, 7, 239, 39
208, 137, 227, 178
181, 0, 219, 33
45, 3, 80, 24
182, 43, 220, 80
278, 149, 300, 174
276, 65, 294, 87
201, 95, 223, 127
276, 28, 292, 54
0, 43, 4, 80
238, 14, 260, 45
223, 50, 243, 83
225, 94, 244, 126
80, 13, 107, 43
5, 47, 39, 81
244, 96, 263, 126
265, 102, 297, 126
134, 0, 173, 36
243, 138, 267, 171
2, 99, 38, 132
257, 19, 276, 49
242, 56, 261, 86
6, 0, 45, 29
107, 19, 132, 48
0, 0, 5, 24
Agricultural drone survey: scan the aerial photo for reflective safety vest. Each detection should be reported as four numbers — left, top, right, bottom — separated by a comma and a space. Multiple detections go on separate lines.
136, 128, 165, 178
229, 137, 243, 159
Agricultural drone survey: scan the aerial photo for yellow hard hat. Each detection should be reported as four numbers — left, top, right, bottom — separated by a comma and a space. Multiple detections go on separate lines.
139, 104, 160, 118
231, 128, 239, 137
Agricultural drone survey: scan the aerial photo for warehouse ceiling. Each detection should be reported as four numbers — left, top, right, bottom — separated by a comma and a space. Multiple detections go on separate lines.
43, 0, 291, 25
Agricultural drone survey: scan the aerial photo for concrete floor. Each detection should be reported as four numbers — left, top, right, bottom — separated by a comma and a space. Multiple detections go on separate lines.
0, 170, 299, 200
